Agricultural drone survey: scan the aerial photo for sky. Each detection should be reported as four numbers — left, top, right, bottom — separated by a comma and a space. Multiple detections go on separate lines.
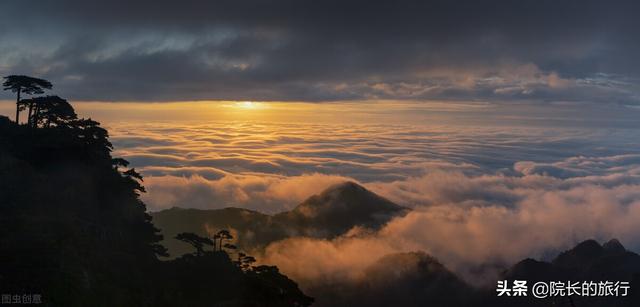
1, 0, 640, 104
2, 0, 640, 286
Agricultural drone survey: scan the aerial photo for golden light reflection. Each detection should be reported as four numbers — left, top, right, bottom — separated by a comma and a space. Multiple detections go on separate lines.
235, 101, 261, 109
0, 99, 493, 126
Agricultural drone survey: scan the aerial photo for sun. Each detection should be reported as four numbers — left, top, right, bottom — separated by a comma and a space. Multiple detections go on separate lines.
236, 101, 259, 109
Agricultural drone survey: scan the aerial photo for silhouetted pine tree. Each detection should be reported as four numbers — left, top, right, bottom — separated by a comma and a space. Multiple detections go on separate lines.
0, 87, 312, 306
2, 75, 52, 124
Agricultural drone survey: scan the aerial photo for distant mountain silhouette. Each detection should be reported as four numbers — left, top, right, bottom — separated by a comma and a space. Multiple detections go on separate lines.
152, 181, 407, 256
310, 251, 475, 307
504, 239, 640, 282
306, 239, 640, 307
490, 239, 640, 307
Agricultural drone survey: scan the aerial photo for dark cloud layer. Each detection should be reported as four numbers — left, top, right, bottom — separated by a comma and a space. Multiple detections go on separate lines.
1, 0, 639, 103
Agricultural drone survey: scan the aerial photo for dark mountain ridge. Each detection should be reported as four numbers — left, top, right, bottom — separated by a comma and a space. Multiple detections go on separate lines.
152, 181, 408, 256
311, 251, 476, 307
489, 239, 640, 307
307, 239, 640, 307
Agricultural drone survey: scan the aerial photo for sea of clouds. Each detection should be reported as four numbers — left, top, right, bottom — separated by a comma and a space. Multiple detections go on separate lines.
106, 118, 640, 285
108, 121, 639, 211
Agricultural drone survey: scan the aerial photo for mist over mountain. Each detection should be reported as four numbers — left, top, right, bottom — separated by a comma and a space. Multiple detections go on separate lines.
303, 239, 640, 307
3, 0, 640, 303
3, 107, 640, 306
309, 251, 476, 307
152, 177, 640, 306
152, 181, 407, 257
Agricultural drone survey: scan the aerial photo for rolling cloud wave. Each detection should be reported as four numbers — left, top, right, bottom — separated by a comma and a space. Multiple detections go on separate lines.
103, 120, 640, 212
103, 119, 640, 287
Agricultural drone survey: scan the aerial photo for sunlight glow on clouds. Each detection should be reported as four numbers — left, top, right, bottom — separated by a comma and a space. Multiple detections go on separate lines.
262, 155, 640, 285
95, 102, 640, 283
80, 101, 640, 213
2, 0, 640, 299
5, 99, 638, 288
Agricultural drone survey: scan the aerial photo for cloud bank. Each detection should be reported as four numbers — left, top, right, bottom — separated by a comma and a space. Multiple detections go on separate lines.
1, 0, 639, 103
5, 108, 637, 291
261, 155, 640, 286
120, 119, 640, 288
143, 173, 351, 213
92, 116, 640, 288
101, 120, 640, 212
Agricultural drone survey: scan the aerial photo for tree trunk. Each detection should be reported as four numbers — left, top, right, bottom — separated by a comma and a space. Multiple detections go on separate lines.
33, 105, 40, 128
27, 102, 33, 127
14, 88, 21, 124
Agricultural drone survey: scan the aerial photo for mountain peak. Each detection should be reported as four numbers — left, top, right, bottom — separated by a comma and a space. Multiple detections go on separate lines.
324, 181, 367, 193
325, 180, 366, 191
315, 181, 375, 202
603, 238, 626, 253
553, 239, 604, 267
503, 239, 640, 288
551, 239, 633, 269
572, 239, 604, 255
276, 181, 406, 237
294, 181, 404, 215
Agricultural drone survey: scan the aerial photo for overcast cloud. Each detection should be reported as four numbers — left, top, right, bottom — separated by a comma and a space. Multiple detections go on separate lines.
1, 0, 639, 103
